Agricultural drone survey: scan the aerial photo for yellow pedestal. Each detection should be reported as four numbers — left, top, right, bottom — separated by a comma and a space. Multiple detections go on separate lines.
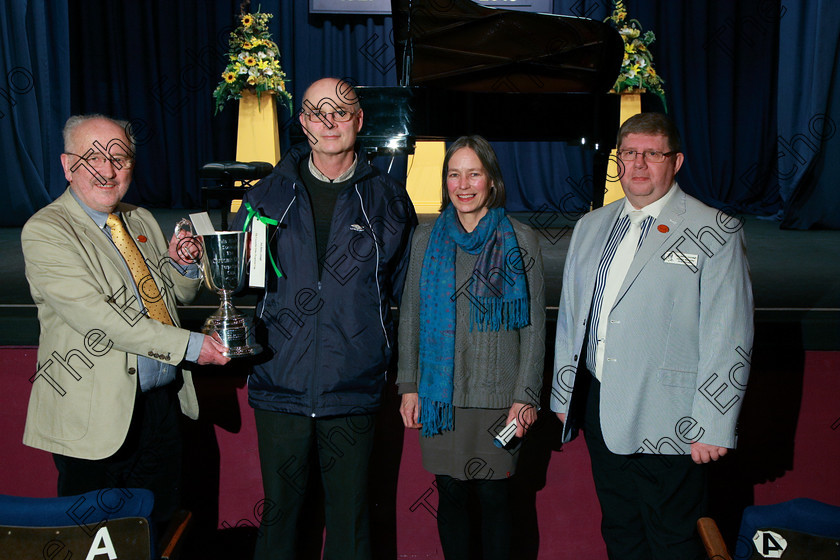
603, 93, 643, 205
406, 141, 446, 214
232, 89, 282, 214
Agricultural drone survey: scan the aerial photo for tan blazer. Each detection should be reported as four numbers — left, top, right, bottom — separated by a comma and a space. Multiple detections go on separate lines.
21, 188, 200, 460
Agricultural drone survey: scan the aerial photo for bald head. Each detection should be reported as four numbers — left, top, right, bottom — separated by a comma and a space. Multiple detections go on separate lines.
302, 78, 360, 113
299, 78, 364, 177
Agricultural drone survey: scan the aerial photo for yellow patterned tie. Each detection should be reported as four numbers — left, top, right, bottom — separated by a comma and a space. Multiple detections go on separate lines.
106, 213, 174, 325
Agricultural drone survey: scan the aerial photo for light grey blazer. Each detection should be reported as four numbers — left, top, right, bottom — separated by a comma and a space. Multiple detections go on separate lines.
551, 185, 754, 455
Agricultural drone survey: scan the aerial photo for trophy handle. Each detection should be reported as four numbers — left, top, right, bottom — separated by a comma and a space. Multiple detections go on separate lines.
174, 218, 193, 238
173, 218, 205, 280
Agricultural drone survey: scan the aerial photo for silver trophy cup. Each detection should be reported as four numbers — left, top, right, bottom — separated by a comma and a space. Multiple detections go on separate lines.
200, 231, 262, 357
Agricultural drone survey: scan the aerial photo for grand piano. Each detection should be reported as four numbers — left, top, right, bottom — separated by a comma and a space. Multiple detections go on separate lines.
355, 0, 664, 209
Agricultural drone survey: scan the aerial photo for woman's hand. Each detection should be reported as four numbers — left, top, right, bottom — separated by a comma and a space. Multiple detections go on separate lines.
400, 393, 422, 429
507, 402, 538, 438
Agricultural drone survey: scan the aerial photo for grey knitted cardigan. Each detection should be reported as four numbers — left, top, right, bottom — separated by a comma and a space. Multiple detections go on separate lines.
396, 218, 546, 409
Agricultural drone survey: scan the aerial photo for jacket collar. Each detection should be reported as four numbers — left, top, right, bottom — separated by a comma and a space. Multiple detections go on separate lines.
277, 143, 376, 185
53, 187, 153, 283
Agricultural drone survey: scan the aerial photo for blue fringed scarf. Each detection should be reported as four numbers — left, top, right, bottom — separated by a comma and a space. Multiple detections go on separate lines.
418, 205, 530, 437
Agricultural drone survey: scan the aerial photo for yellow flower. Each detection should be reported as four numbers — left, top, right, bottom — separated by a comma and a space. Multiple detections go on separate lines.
251, 39, 262, 47
247, 75, 257, 85
649, 67, 657, 77
223, 72, 236, 83
242, 15, 253, 27
620, 27, 640, 39
245, 56, 257, 66
257, 60, 269, 70
243, 41, 253, 50
279, 80, 286, 92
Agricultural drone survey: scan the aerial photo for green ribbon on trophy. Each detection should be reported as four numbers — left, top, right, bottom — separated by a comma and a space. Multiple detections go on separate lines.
242, 202, 283, 278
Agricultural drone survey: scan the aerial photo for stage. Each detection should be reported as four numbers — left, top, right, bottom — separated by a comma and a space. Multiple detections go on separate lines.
2, 210, 839, 349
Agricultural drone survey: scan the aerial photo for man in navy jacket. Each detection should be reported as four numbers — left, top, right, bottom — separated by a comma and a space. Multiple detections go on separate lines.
231, 77, 417, 560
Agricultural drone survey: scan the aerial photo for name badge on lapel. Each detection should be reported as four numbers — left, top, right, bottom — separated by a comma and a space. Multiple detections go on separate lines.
663, 252, 698, 267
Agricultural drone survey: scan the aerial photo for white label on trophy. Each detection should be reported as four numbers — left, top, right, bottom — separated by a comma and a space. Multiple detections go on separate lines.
249, 218, 266, 288
189, 212, 217, 236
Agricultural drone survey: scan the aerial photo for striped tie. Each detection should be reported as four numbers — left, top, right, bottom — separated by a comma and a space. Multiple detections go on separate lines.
587, 210, 650, 379
106, 213, 173, 325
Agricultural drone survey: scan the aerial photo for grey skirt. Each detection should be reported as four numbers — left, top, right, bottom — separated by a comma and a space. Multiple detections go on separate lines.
420, 406, 519, 481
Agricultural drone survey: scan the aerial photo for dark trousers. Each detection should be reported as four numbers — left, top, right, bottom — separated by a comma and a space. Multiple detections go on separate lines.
435, 474, 512, 560
583, 377, 707, 560
53, 384, 182, 527
253, 409, 376, 560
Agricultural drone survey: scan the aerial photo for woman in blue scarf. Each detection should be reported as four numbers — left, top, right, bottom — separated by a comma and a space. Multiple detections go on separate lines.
397, 135, 546, 560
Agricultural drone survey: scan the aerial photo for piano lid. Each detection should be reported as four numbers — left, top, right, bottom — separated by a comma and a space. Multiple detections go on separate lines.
392, 0, 625, 94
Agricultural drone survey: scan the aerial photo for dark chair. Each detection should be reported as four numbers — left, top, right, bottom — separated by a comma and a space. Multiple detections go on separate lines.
698, 498, 840, 560
0, 488, 192, 560
200, 161, 274, 230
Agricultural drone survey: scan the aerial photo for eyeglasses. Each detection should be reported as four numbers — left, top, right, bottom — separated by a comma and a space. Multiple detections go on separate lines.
303, 109, 357, 123
66, 152, 135, 170
617, 149, 677, 163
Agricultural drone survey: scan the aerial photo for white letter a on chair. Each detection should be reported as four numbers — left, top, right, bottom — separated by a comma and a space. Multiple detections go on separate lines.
85, 526, 118, 560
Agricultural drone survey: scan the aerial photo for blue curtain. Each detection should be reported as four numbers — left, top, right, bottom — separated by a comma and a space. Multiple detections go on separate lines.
0, 0, 838, 228
632, 0, 783, 218
495, 141, 593, 217
777, 0, 840, 229
270, 1, 398, 97
0, 0, 70, 226
64, 0, 399, 210
498, 0, 784, 218
67, 0, 242, 210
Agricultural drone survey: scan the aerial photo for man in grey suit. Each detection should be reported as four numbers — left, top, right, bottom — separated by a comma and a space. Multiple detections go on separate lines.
551, 112, 753, 559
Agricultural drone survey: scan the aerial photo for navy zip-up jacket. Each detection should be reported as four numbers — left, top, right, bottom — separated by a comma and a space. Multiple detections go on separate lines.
231, 144, 417, 417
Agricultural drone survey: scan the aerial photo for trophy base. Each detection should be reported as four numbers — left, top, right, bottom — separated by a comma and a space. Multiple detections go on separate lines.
202, 314, 262, 358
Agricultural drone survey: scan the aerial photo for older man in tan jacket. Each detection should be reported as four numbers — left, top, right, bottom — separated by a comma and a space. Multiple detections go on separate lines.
21, 114, 229, 525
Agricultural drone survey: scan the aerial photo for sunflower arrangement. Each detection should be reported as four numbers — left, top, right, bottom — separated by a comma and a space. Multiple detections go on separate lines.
212, 11, 292, 115
606, 0, 666, 109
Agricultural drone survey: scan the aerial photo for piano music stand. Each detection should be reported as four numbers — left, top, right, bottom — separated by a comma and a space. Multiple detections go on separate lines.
199, 161, 273, 230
